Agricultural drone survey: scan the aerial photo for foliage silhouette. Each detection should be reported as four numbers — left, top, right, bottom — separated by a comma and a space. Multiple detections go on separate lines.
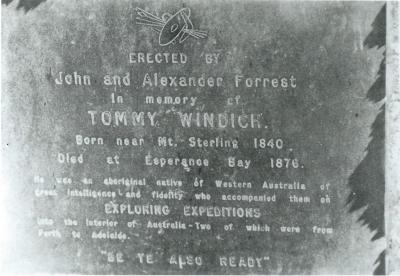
346, 4, 386, 275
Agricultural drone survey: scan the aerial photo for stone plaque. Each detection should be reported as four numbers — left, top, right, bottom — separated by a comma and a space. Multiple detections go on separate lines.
1, 0, 396, 274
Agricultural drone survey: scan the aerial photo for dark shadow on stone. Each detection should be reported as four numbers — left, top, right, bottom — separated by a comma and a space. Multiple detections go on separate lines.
374, 250, 385, 275
364, 4, 386, 49
347, 106, 384, 241
346, 4, 386, 275
2, 0, 47, 12
2, 0, 13, 5
367, 56, 385, 103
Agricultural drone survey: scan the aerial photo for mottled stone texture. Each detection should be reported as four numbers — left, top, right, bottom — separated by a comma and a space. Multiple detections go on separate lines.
1, 1, 385, 274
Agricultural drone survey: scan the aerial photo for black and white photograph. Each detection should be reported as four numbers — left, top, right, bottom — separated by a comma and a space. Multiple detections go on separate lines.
1, 0, 399, 274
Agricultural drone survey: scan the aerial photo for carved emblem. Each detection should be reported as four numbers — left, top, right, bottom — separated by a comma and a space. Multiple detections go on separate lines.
135, 7, 208, 46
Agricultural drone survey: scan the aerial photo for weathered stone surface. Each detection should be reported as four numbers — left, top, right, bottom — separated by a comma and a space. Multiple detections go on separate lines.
1, 1, 386, 274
